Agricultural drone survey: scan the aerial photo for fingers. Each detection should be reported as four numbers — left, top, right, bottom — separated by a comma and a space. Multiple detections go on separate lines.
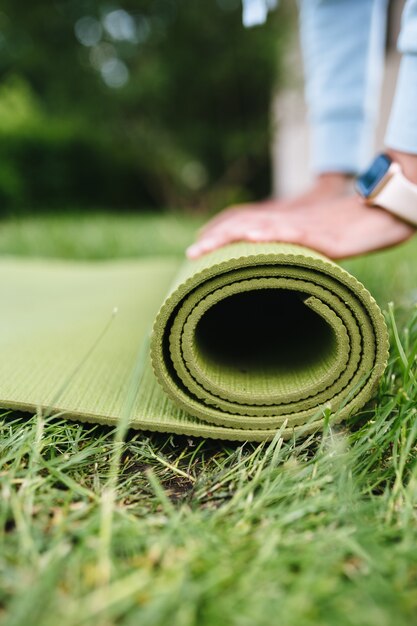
197, 205, 243, 237
244, 225, 302, 242
197, 199, 287, 239
187, 221, 305, 260
187, 231, 243, 259
198, 209, 273, 243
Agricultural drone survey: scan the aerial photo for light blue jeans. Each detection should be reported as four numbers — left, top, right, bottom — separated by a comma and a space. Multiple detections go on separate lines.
242, 0, 417, 174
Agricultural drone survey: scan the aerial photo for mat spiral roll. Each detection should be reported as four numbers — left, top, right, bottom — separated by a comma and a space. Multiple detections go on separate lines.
151, 243, 389, 439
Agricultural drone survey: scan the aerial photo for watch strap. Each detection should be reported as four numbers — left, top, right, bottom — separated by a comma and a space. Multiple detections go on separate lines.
372, 166, 417, 226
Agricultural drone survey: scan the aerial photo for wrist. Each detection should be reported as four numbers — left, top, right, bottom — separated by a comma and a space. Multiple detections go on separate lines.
356, 153, 417, 227
314, 172, 355, 196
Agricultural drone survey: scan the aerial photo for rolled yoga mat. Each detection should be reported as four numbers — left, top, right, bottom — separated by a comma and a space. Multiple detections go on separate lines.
0, 243, 388, 441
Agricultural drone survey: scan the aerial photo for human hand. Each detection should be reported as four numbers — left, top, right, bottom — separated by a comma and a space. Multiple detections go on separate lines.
187, 196, 415, 260
196, 174, 353, 240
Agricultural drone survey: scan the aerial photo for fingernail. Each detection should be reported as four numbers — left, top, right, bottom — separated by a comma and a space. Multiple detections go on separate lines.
186, 244, 200, 259
187, 237, 220, 259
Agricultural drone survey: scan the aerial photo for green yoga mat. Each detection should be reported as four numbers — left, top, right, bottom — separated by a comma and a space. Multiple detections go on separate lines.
0, 243, 388, 441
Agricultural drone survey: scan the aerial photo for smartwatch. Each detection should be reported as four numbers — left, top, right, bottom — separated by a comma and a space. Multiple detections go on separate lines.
355, 153, 417, 226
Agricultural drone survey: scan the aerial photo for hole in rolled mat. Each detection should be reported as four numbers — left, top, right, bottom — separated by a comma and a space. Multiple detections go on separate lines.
194, 288, 338, 378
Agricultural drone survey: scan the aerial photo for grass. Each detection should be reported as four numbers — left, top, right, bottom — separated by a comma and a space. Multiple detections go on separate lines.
1, 212, 417, 626
0, 212, 204, 259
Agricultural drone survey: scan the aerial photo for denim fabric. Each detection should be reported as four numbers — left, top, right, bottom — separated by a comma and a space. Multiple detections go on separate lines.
385, 0, 417, 154
242, 0, 417, 169
299, 0, 388, 174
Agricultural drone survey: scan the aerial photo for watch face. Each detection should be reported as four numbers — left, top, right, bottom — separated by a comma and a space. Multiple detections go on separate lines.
356, 153, 392, 198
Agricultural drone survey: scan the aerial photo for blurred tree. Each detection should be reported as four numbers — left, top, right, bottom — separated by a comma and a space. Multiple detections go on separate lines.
0, 0, 291, 211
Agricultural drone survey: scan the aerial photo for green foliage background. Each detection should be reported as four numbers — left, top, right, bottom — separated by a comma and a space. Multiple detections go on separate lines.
0, 1, 290, 212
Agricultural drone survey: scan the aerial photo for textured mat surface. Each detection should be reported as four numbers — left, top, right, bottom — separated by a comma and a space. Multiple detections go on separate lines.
0, 243, 389, 441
